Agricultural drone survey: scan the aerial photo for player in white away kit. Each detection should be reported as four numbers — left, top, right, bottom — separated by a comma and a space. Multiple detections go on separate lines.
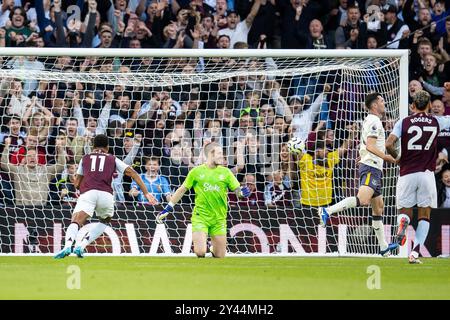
54, 134, 157, 259
386, 90, 450, 264
318, 92, 399, 256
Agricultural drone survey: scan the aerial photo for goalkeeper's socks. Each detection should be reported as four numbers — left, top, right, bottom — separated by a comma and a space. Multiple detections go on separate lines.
79, 222, 107, 250
326, 197, 358, 215
63, 223, 80, 250
372, 216, 388, 250
413, 218, 430, 251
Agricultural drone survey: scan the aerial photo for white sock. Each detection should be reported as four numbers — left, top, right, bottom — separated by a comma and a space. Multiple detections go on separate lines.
413, 219, 430, 253
372, 218, 388, 250
326, 197, 358, 215
63, 223, 79, 250
80, 222, 107, 250
397, 213, 410, 225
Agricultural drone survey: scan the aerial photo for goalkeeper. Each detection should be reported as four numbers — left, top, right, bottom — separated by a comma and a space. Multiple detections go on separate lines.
156, 142, 251, 258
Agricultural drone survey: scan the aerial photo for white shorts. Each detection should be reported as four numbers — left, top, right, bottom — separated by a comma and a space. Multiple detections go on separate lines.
73, 190, 115, 219
396, 171, 437, 209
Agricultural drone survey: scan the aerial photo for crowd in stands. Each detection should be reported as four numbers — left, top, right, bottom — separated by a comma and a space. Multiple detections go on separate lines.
0, 0, 450, 210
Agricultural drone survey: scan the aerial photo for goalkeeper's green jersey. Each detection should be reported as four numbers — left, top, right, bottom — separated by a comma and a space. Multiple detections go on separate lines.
183, 164, 240, 221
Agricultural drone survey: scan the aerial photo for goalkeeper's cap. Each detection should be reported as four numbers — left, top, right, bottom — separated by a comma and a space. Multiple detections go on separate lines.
413, 90, 431, 111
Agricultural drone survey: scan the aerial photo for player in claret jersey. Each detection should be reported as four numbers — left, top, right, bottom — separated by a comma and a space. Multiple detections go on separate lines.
386, 90, 450, 264
54, 134, 157, 259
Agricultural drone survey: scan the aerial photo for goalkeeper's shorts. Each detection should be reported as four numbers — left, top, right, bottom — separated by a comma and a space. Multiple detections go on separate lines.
191, 215, 227, 237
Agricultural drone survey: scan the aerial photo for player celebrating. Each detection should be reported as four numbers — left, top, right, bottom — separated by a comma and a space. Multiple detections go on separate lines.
156, 142, 251, 258
54, 134, 157, 259
318, 92, 399, 256
386, 90, 450, 264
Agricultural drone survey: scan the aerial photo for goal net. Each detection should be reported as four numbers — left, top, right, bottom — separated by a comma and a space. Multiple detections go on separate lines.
0, 48, 408, 256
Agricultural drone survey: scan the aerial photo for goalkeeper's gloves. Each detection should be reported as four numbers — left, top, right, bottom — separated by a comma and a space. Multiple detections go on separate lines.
156, 202, 174, 224
240, 186, 251, 198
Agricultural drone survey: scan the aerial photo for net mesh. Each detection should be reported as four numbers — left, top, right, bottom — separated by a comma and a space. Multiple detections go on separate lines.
0, 52, 402, 255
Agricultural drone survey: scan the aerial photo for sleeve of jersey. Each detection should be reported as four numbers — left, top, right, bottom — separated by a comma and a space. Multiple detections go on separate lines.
367, 118, 381, 138
115, 157, 129, 175
391, 120, 403, 138
76, 158, 84, 175
436, 116, 450, 131
183, 168, 196, 190
227, 169, 241, 192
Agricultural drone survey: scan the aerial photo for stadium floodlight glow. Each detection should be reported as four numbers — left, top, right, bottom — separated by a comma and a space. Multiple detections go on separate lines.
0, 48, 409, 257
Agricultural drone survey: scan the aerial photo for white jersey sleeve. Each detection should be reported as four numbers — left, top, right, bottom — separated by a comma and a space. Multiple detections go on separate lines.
435, 116, 450, 131
115, 157, 129, 175
77, 158, 84, 175
391, 119, 403, 138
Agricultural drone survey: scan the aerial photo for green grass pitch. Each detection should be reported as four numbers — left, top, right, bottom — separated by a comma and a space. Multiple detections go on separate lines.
0, 257, 449, 299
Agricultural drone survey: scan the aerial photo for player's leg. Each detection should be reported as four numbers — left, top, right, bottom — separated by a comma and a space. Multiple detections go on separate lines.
191, 215, 210, 257
209, 220, 227, 258
74, 191, 114, 258
318, 186, 374, 227
318, 165, 376, 226
409, 171, 436, 264
396, 208, 412, 246
395, 174, 415, 246
54, 210, 91, 259
371, 195, 397, 255
55, 190, 96, 259
192, 231, 208, 257
210, 235, 227, 258
371, 196, 388, 250
409, 207, 431, 264
74, 216, 111, 258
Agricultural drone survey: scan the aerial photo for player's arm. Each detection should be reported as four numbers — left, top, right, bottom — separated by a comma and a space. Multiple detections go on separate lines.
73, 174, 84, 189
156, 185, 188, 224
385, 119, 402, 160
385, 134, 399, 159
229, 170, 251, 198
73, 158, 84, 190
366, 136, 397, 164
124, 166, 158, 205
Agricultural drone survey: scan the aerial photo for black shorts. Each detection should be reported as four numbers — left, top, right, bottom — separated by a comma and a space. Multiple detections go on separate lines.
359, 164, 382, 198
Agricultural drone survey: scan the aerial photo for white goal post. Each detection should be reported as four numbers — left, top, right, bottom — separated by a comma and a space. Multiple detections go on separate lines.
0, 48, 409, 256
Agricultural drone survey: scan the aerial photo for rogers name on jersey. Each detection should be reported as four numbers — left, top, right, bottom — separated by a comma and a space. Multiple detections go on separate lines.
410, 117, 432, 124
